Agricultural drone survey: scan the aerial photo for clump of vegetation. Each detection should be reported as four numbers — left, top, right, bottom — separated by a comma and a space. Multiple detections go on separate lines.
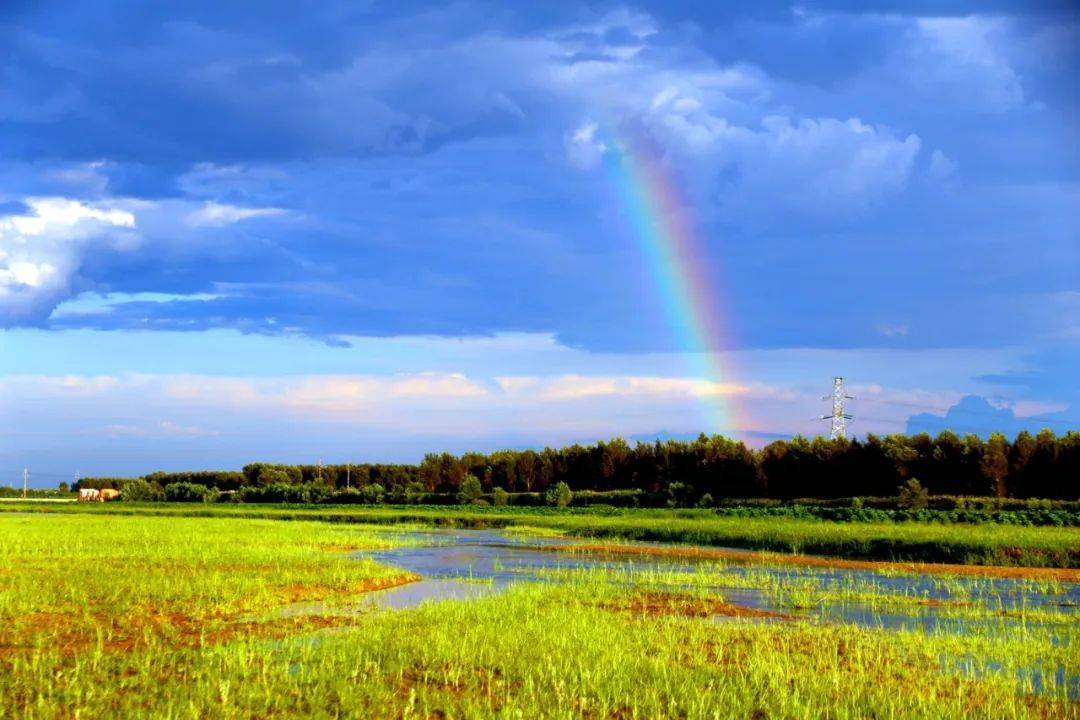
325, 487, 362, 504
360, 483, 385, 504
163, 482, 214, 503
120, 478, 164, 502
899, 478, 929, 510
401, 481, 427, 504
492, 487, 510, 506
257, 467, 294, 486
547, 481, 572, 508
458, 474, 483, 505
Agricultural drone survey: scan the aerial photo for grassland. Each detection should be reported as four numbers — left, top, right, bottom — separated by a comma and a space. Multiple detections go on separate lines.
1, 510, 1076, 718
6, 501, 1079, 568
0, 514, 417, 657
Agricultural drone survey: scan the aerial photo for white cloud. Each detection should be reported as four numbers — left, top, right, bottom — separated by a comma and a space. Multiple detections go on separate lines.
0, 194, 291, 326
537, 15, 921, 220
878, 323, 909, 337
155, 372, 490, 418
0, 362, 976, 445
49, 291, 226, 319
927, 149, 958, 185
0, 369, 763, 441
98, 420, 218, 439
0, 329, 1046, 471
1010, 400, 1068, 418
702, 116, 921, 218
906, 16, 1025, 112
185, 202, 286, 227
564, 122, 609, 169
496, 374, 752, 401
0, 198, 138, 324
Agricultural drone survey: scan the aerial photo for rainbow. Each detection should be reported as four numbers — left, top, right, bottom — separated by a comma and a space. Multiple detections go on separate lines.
603, 129, 742, 438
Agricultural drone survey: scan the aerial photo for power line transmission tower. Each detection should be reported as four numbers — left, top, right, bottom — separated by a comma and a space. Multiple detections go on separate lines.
822, 377, 854, 440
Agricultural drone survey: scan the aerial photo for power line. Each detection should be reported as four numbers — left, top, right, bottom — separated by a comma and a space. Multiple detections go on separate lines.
0, 469, 70, 478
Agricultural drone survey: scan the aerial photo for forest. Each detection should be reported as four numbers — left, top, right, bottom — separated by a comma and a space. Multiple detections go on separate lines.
76, 429, 1079, 502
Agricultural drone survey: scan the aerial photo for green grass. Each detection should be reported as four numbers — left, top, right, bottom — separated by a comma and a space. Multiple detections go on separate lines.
0, 514, 417, 658
7, 501, 1079, 567
0, 512, 1076, 718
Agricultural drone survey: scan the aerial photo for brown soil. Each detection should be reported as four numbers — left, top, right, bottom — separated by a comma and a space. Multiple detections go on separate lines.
279, 573, 419, 603
551, 543, 1080, 582
318, 542, 378, 552
601, 590, 792, 620
396, 662, 521, 712
0, 572, 419, 659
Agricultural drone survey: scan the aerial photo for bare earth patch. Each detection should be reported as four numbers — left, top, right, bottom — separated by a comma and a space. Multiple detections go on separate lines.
599, 590, 793, 620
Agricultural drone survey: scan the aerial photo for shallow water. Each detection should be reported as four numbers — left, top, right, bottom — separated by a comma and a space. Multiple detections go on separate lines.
352, 529, 1077, 698
358, 529, 1080, 625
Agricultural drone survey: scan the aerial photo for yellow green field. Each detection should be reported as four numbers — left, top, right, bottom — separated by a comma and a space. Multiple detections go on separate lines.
0, 510, 1076, 718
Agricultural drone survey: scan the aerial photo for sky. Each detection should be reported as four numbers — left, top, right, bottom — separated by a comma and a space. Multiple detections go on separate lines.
1, 0, 1077, 483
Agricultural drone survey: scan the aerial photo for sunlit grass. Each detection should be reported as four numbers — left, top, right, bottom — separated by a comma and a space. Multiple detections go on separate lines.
0, 511, 1075, 718
0, 515, 416, 657
5, 501, 1079, 566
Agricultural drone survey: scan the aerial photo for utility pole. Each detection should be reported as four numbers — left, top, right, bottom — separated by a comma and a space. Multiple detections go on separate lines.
22, 468, 28, 499
822, 377, 854, 440
346, 463, 351, 489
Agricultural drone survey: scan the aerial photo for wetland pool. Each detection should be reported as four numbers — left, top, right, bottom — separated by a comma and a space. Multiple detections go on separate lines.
351, 529, 1078, 698
357, 529, 1079, 626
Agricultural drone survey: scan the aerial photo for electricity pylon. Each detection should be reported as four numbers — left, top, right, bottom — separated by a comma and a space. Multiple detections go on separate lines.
822, 377, 854, 440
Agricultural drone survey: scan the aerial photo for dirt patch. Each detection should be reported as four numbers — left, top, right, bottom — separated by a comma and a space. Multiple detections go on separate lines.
1, 608, 368, 659
279, 573, 419, 603
397, 662, 521, 709
551, 543, 1080, 582
318, 542, 380, 553
0, 573, 418, 659
601, 591, 792, 620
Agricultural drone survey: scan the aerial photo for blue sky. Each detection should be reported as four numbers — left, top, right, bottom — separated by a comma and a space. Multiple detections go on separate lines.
1, 1, 1077, 482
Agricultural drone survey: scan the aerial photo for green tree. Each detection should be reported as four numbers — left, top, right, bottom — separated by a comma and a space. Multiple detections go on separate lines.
666, 481, 692, 508
360, 483, 385, 504
121, 478, 163, 502
403, 481, 426, 503
259, 468, 292, 486
458, 474, 483, 504
163, 482, 209, 503
981, 433, 1010, 497
546, 481, 572, 508
898, 478, 928, 510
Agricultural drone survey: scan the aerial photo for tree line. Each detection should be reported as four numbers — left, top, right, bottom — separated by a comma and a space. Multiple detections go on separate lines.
73, 429, 1079, 503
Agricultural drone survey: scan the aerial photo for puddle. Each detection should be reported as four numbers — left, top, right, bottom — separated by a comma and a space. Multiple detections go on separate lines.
363, 578, 495, 609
